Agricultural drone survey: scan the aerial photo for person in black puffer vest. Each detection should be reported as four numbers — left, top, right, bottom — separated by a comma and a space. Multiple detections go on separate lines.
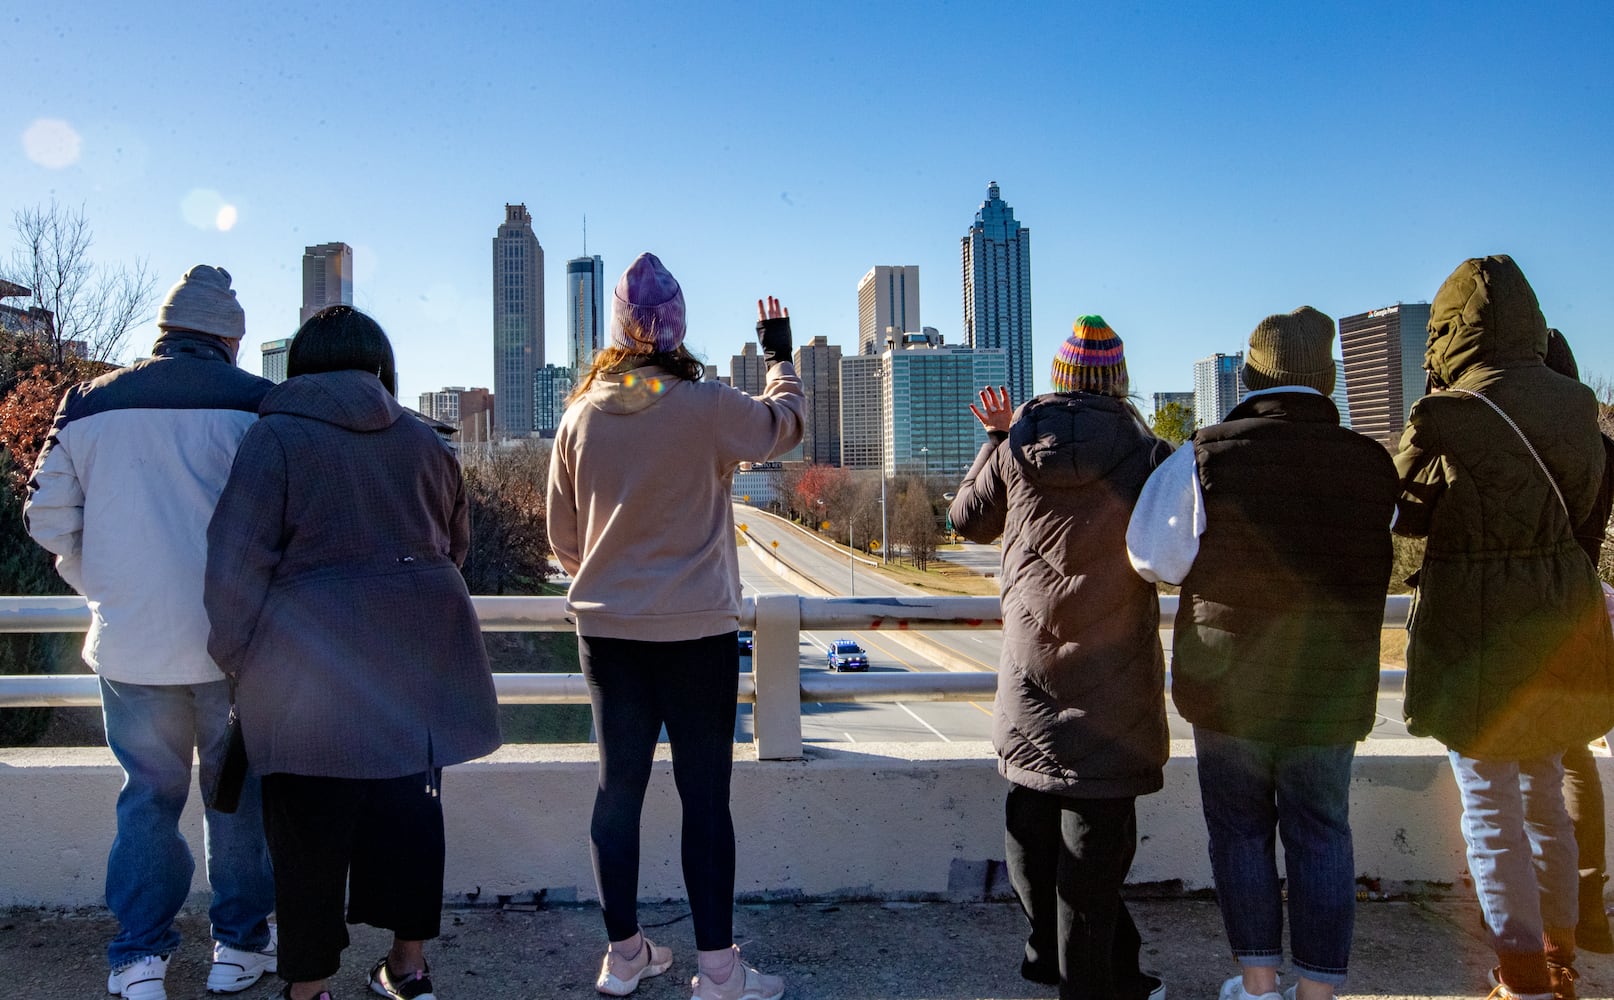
1127, 307, 1397, 1000
950, 316, 1172, 1000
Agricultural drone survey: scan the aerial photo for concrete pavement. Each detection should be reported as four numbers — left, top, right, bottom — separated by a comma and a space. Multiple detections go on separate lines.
7, 893, 1613, 999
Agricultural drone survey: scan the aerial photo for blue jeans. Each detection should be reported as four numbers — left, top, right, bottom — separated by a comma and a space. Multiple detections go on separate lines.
1194, 727, 1356, 986
100, 677, 275, 970
1448, 751, 1578, 957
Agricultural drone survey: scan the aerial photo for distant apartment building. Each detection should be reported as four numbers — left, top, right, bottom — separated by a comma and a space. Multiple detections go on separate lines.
534, 365, 575, 438
857, 266, 921, 355
418, 386, 494, 445
0, 279, 54, 341
1338, 303, 1431, 449
729, 342, 768, 397
794, 335, 842, 466
1193, 352, 1246, 427
300, 242, 353, 325
567, 254, 604, 376
962, 181, 1033, 404
1152, 391, 1194, 417
1330, 360, 1352, 429
261, 338, 291, 383
883, 343, 1008, 480
493, 204, 544, 436
840, 354, 884, 470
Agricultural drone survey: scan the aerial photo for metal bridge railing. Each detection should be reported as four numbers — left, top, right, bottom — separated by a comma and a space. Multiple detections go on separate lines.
0, 593, 1413, 760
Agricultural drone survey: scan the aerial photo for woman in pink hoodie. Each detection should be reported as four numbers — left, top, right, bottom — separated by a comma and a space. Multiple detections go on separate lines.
546, 253, 804, 1000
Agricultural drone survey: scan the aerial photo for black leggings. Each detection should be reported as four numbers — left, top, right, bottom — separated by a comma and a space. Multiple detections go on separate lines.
260, 771, 445, 982
580, 632, 738, 951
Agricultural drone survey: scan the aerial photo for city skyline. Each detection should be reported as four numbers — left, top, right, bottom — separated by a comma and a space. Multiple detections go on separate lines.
9, 3, 1612, 410
962, 182, 1035, 404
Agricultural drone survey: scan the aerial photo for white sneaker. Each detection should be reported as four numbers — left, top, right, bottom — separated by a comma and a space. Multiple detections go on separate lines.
207, 925, 278, 993
596, 933, 674, 996
1219, 975, 1282, 1000
691, 947, 784, 1000
107, 954, 170, 1000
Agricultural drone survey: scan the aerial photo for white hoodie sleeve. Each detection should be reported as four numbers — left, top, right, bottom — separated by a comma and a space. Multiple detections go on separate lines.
1126, 443, 1205, 585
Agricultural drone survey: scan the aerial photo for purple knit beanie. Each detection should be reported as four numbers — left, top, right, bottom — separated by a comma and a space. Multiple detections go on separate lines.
608, 252, 686, 352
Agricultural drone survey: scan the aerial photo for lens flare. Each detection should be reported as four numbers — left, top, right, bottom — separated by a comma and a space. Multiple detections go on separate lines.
215, 204, 238, 231
22, 118, 81, 169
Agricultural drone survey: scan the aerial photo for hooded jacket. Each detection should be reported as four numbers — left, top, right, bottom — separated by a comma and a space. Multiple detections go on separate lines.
1394, 255, 1614, 759
949, 392, 1173, 797
25, 331, 270, 684
546, 360, 804, 640
204, 370, 500, 779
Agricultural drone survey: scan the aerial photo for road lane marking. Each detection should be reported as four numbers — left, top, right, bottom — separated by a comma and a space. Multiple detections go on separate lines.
897, 703, 951, 742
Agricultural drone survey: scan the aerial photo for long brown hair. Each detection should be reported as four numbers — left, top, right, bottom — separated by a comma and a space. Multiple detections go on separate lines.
568, 343, 706, 404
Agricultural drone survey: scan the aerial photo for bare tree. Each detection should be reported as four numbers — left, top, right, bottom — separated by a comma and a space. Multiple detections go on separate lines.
3, 202, 156, 364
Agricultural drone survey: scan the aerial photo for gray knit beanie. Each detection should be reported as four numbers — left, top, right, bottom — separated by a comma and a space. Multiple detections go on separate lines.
157, 265, 245, 341
1242, 306, 1336, 395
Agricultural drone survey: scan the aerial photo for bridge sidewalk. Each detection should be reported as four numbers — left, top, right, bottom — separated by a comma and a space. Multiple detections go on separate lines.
6, 894, 1613, 999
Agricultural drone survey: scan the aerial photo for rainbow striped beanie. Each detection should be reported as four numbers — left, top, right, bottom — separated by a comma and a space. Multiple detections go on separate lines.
1051, 315, 1128, 396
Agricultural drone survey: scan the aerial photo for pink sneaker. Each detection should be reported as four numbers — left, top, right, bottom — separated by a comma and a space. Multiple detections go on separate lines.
690, 947, 783, 1000
596, 933, 673, 996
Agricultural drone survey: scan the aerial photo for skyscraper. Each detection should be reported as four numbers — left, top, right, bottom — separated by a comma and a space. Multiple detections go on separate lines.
729, 342, 767, 396
534, 365, 575, 437
493, 204, 544, 437
300, 242, 353, 325
261, 338, 291, 383
1338, 303, 1431, 449
1193, 352, 1245, 427
794, 335, 842, 465
1330, 360, 1352, 430
417, 387, 494, 446
840, 354, 884, 470
856, 266, 921, 355
883, 343, 1008, 480
567, 254, 604, 376
962, 181, 1033, 403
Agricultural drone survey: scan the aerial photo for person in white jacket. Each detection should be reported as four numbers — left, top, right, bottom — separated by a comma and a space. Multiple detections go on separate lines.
25, 266, 278, 1000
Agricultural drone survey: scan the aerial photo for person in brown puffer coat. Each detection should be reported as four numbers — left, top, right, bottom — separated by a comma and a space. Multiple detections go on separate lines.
950, 316, 1172, 1000
1394, 256, 1614, 999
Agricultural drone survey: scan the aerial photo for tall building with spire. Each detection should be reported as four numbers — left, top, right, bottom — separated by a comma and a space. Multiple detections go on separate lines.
492, 204, 544, 436
857, 266, 921, 355
568, 254, 604, 376
961, 182, 1033, 403
300, 242, 353, 325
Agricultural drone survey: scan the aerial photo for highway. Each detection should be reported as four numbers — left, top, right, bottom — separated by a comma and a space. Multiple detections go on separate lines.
732, 505, 1414, 746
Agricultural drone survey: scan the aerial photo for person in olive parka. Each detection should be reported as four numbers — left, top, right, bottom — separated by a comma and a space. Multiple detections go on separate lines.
1394, 255, 1614, 1000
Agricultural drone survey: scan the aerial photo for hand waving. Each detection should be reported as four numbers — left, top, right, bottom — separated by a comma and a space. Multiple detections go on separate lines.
969, 386, 1014, 433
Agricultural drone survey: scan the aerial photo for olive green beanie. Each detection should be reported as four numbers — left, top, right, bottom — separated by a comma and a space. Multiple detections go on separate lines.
1242, 306, 1337, 395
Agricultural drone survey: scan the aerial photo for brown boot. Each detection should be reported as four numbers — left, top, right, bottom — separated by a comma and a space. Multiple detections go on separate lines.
1548, 963, 1578, 1000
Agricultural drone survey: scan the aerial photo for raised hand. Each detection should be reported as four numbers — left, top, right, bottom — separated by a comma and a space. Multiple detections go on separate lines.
969, 386, 1014, 433
756, 295, 793, 367
757, 296, 790, 321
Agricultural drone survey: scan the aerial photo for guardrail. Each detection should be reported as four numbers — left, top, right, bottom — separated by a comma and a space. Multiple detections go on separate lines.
0, 593, 1414, 760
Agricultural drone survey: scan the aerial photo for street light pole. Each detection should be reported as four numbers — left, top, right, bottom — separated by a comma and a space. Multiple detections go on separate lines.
879, 360, 889, 564
849, 511, 856, 595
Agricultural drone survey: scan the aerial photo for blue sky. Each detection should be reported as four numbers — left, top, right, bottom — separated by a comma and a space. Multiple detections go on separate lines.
7, 1, 1613, 408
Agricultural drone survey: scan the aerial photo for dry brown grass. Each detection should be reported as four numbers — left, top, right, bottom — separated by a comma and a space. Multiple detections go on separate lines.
862, 557, 1002, 597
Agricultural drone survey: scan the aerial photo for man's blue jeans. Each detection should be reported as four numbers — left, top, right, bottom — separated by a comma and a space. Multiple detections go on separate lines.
100, 677, 275, 970
1448, 751, 1578, 957
1194, 727, 1356, 986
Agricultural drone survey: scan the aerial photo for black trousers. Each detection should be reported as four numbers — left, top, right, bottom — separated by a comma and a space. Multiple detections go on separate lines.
261, 771, 445, 982
580, 632, 738, 951
1004, 784, 1155, 1000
